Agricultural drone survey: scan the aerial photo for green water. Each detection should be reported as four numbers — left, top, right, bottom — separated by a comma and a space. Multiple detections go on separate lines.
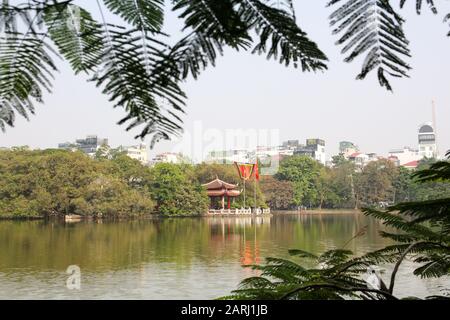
0, 212, 448, 299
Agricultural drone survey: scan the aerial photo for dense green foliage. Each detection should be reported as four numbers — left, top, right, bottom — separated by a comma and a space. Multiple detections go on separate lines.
223, 248, 394, 300
1, 1, 450, 143
275, 156, 320, 207
262, 155, 450, 210
225, 153, 450, 300
260, 176, 294, 210
0, 148, 274, 218
0, 148, 213, 218
0, 148, 155, 218
150, 163, 209, 215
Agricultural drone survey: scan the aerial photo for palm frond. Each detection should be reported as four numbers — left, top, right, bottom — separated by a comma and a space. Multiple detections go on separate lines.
103, 0, 164, 32
44, 3, 104, 74
399, 0, 438, 15
262, 0, 297, 21
91, 26, 185, 145
442, 13, 450, 36
363, 207, 444, 240
413, 255, 450, 278
238, 276, 276, 289
288, 249, 318, 259
328, 0, 411, 91
169, 31, 223, 80
0, 2, 48, 35
413, 160, 450, 182
173, 0, 251, 49
319, 249, 353, 265
378, 231, 420, 243
0, 33, 57, 131
240, 0, 328, 71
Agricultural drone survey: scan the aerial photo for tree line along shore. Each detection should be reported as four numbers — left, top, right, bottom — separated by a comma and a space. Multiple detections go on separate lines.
0, 148, 448, 219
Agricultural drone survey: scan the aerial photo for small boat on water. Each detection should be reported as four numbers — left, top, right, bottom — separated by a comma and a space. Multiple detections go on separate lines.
64, 214, 82, 222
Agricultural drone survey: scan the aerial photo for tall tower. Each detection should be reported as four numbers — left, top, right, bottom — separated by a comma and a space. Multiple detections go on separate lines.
418, 122, 437, 159
432, 100, 439, 159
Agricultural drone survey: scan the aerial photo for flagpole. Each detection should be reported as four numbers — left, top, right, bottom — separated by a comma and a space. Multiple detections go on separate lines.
254, 160, 257, 213
243, 179, 246, 209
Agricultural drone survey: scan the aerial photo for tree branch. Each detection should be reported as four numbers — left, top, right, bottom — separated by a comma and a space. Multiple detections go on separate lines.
389, 242, 417, 294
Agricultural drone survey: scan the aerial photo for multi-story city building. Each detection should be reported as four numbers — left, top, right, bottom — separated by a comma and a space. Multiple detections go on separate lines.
388, 121, 439, 167
388, 146, 420, 166
205, 149, 251, 164
347, 152, 369, 168
282, 140, 300, 150
339, 141, 359, 158
418, 122, 438, 159
117, 143, 148, 164
292, 139, 326, 165
306, 139, 326, 165
58, 135, 108, 157
151, 152, 190, 165
293, 146, 315, 158
206, 138, 327, 166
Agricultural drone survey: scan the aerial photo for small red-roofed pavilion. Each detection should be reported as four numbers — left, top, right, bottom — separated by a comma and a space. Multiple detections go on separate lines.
202, 178, 241, 209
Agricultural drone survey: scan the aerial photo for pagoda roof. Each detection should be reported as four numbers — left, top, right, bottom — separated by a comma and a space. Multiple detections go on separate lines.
202, 178, 238, 190
206, 189, 241, 197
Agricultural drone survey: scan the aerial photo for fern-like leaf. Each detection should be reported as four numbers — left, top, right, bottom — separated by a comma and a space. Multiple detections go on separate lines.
444, 13, 450, 37
328, 0, 411, 91
169, 31, 223, 80
103, 0, 164, 32
413, 255, 450, 278
173, 0, 251, 49
399, 0, 438, 15
240, 0, 328, 71
261, 0, 297, 21
0, 33, 57, 131
44, 3, 104, 74
91, 26, 185, 145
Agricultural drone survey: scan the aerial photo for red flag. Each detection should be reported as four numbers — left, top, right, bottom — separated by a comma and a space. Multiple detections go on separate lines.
234, 162, 255, 181
254, 162, 260, 181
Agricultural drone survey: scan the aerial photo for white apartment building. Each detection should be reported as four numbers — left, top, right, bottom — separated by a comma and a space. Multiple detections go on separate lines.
388, 147, 420, 166
120, 144, 148, 164
151, 152, 190, 165
348, 152, 369, 168
205, 149, 251, 164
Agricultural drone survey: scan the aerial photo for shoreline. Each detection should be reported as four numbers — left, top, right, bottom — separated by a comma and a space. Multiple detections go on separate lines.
0, 209, 362, 221
274, 209, 361, 215
0, 213, 210, 222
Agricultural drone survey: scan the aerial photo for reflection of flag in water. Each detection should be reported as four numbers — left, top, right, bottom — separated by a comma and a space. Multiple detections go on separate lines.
240, 241, 261, 266
234, 162, 255, 181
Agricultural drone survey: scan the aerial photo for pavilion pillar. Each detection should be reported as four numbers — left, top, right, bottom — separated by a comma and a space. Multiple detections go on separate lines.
221, 195, 225, 210
227, 196, 231, 209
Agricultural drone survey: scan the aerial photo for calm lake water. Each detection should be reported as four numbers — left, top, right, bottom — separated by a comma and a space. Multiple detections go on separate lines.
0, 212, 448, 299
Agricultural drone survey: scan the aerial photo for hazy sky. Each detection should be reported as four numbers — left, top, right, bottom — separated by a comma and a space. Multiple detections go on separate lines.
1, 1, 449, 161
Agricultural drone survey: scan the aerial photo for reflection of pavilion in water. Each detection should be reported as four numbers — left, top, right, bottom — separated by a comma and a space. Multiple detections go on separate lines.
240, 240, 261, 266
239, 220, 262, 278
207, 217, 268, 268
